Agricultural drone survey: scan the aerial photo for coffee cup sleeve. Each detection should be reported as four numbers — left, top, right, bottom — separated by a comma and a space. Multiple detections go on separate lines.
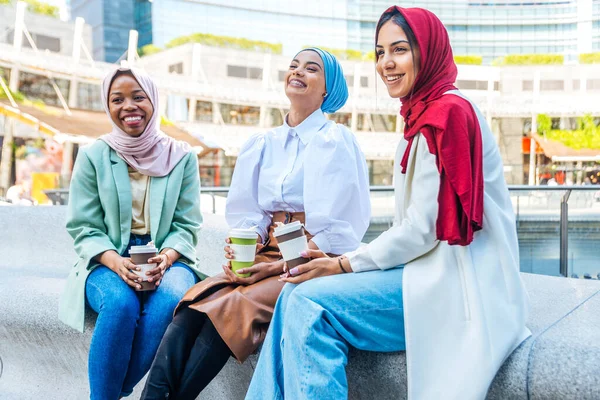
230, 244, 257, 263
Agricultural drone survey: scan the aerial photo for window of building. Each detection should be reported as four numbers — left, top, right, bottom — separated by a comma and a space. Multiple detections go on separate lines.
267, 108, 285, 127
330, 112, 351, 128
360, 76, 369, 88
168, 62, 183, 75
456, 80, 491, 90
368, 160, 394, 186
540, 80, 564, 91
6, 30, 61, 52
35, 34, 61, 52
345, 75, 354, 87
278, 70, 287, 81
368, 113, 397, 132
457, 80, 477, 90
588, 80, 600, 91
194, 101, 213, 123
227, 65, 246, 78
227, 65, 262, 80
18, 72, 70, 107
77, 82, 102, 111
219, 103, 260, 125
248, 67, 262, 80
523, 80, 533, 91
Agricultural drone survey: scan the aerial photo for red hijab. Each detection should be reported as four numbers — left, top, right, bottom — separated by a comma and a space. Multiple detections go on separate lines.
379, 6, 484, 246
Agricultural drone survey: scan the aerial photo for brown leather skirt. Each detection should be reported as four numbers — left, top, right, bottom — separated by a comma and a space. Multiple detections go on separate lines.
176, 211, 310, 362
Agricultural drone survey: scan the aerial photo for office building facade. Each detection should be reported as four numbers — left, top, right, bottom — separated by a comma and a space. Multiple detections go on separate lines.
70, 0, 134, 62
70, 0, 600, 63
351, 0, 599, 63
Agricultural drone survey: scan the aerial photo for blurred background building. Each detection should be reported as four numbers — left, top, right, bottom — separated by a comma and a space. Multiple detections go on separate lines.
1, 0, 600, 196
65, 0, 600, 63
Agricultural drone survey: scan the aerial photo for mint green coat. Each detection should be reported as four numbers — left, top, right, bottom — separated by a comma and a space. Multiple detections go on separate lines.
59, 140, 204, 332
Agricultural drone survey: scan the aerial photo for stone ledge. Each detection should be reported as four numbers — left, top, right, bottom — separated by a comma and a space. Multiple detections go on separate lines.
1, 207, 599, 399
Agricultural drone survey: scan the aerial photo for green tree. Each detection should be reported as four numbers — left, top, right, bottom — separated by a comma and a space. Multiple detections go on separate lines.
494, 54, 563, 66
0, 88, 26, 102
579, 53, 600, 64
139, 44, 162, 56
538, 113, 600, 150
166, 33, 282, 54
302, 46, 363, 61
536, 114, 552, 134
0, 0, 59, 17
454, 55, 483, 65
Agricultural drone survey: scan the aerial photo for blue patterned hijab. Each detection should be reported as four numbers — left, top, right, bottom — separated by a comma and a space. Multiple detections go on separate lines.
295, 47, 349, 114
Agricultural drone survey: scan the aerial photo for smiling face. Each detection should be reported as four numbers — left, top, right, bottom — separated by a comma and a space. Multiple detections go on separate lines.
376, 20, 420, 99
107, 73, 154, 137
284, 50, 326, 108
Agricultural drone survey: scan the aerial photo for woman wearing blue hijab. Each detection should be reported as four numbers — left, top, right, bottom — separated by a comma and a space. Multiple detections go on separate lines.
142, 48, 370, 399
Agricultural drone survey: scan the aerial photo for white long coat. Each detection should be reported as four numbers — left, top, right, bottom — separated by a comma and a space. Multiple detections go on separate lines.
348, 91, 531, 399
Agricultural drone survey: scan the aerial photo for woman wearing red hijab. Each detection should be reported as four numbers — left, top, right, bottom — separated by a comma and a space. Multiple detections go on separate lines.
246, 6, 530, 400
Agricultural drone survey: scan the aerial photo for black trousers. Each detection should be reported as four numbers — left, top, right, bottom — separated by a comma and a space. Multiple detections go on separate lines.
141, 306, 232, 400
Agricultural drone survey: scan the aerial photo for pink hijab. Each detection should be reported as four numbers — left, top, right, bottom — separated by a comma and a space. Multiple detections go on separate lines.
100, 67, 190, 177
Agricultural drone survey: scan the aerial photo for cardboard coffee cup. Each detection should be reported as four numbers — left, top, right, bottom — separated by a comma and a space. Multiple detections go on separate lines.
229, 228, 258, 277
274, 221, 309, 268
129, 244, 158, 291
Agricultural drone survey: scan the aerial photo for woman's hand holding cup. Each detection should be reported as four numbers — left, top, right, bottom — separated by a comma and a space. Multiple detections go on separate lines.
114, 256, 144, 290
224, 235, 264, 260
145, 252, 173, 287
222, 260, 284, 285
280, 249, 351, 284
227, 229, 260, 277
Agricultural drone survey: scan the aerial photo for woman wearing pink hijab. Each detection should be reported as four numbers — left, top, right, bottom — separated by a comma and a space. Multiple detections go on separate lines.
58, 67, 203, 400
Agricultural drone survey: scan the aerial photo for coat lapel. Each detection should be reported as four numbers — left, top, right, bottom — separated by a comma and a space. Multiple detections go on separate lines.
150, 174, 168, 241
109, 150, 132, 249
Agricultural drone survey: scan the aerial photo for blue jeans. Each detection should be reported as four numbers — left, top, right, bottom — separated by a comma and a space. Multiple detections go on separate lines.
246, 268, 406, 400
85, 235, 197, 400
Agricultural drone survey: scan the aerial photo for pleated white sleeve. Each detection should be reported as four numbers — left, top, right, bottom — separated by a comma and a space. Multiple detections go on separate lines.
225, 133, 271, 242
303, 124, 371, 255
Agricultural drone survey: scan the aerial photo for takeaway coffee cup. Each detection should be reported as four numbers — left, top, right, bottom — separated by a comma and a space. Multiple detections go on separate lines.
129, 243, 158, 291
229, 228, 258, 278
274, 221, 309, 269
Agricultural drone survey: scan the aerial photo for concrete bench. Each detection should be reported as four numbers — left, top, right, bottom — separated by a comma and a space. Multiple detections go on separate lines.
1, 206, 599, 399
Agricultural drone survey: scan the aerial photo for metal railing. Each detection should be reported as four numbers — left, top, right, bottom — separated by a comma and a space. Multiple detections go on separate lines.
201, 185, 600, 278
507, 185, 600, 278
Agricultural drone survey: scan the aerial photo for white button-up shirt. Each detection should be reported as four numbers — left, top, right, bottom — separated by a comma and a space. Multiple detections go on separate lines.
225, 109, 371, 254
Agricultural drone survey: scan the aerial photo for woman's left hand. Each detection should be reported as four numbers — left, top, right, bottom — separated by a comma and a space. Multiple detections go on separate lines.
280, 249, 344, 284
146, 253, 173, 287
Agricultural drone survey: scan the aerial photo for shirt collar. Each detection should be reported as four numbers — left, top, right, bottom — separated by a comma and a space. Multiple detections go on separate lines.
282, 109, 328, 146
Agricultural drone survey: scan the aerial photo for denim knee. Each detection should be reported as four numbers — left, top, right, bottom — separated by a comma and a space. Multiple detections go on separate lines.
286, 278, 329, 305
155, 264, 196, 305
89, 281, 140, 321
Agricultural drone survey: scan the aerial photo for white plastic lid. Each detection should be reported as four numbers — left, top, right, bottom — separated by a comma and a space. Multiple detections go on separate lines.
273, 220, 303, 237
229, 228, 258, 240
129, 244, 157, 254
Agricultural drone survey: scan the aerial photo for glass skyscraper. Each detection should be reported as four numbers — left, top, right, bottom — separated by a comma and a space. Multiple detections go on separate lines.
349, 0, 599, 63
70, 0, 600, 63
70, 0, 135, 62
